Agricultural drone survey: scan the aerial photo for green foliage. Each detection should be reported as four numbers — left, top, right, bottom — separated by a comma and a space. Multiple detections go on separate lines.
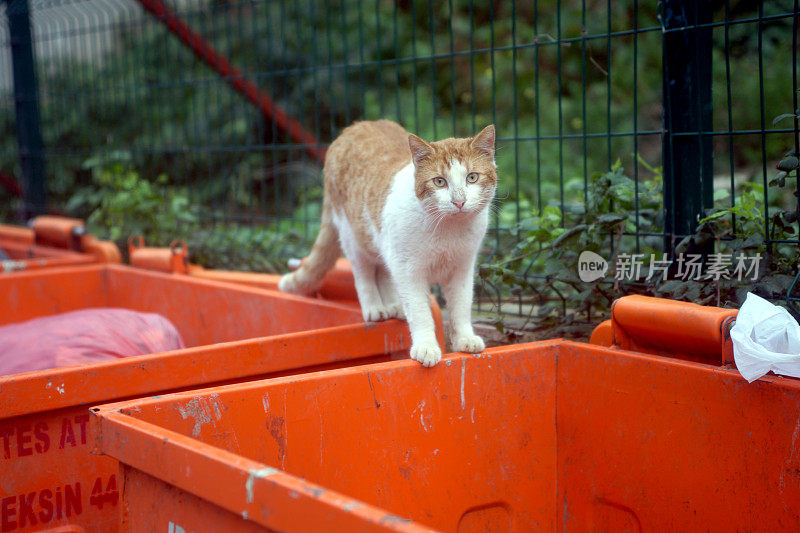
480, 159, 663, 324
67, 152, 198, 246
656, 184, 797, 306
68, 154, 312, 272
483, 136, 800, 330
679, 95, 800, 305
187, 223, 310, 273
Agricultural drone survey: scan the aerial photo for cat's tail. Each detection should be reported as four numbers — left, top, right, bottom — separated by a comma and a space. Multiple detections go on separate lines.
278, 199, 341, 295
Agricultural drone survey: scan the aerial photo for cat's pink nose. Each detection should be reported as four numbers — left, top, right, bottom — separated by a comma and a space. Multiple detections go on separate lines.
452, 199, 465, 209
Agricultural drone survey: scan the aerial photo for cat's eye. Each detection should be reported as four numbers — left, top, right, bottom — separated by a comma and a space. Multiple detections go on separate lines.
466, 172, 479, 183
433, 177, 447, 187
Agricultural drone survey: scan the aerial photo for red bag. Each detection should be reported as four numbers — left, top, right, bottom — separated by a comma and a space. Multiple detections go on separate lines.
0, 308, 186, 376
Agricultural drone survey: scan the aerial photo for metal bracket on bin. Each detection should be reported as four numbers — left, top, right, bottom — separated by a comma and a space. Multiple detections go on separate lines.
590, 295, 738, 367
721, 316, 736, 367
128, 236, 189, 274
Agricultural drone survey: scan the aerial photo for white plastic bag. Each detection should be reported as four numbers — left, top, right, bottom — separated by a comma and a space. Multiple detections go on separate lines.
730, 292, 800, 382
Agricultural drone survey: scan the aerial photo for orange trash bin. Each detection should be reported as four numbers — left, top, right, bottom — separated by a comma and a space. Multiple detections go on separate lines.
127, 237, 358, 304
0, 264, 444, 532
92, 330, 800, 531
0, 216, 121, 273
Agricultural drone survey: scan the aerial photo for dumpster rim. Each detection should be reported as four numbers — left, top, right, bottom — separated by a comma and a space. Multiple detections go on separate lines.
92, 408, 437, 532
0, 319, 414, 419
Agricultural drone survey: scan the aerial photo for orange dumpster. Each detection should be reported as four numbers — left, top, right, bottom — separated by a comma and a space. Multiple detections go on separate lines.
0, 264, 444, 532
188, 258, 358, 303
92, 330, 800, 531
0, 216, 121, 273
128, 237, 358, 303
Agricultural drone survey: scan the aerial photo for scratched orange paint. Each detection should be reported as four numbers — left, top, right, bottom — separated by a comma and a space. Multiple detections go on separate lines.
0, 264, 443, 532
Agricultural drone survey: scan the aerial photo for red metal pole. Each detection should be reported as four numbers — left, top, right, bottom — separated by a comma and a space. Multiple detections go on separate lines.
136, 0, 326, 164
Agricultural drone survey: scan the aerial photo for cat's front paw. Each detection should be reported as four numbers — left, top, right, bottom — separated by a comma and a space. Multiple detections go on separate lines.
362, 305, 391, 322
385, 302, 406, 320
452, 333, 485, 354
410, 341, 442, 367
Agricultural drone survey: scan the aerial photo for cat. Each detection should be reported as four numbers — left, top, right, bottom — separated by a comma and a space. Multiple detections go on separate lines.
279, 120, 497, 367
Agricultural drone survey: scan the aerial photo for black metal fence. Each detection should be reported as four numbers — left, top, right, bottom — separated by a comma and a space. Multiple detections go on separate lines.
1, 0, 799, 318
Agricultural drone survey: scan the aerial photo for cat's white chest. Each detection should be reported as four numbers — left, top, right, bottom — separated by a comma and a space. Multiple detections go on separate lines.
378, 163, 488, 283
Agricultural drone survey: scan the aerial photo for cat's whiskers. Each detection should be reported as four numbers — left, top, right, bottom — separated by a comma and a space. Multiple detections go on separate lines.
494, 188, 511, 201
431, 212, 448, 234
484, 201, 500, 214
393, 209, 439, 233
390, 204, 457, 234
418, 203, 449, 234
425, 209, 445, 232
475, 196, 497, 213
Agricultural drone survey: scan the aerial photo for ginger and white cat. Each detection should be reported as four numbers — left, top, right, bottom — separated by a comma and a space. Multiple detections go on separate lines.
279, 120, 496, 367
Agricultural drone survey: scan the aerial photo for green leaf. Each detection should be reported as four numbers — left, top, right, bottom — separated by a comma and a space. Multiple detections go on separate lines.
675, 235, 693, 254
773, 113, 798, 126
543, 260, 565, 277
777, 156, 799, 172
740, 232, 765, 249
713, 189, 731, 202
550, 224, 587, 248
693, 232, 712, 247
657, 280, 685, 294
770, 171, 788, 187
735, 287, 751, 305
698, 210, 731, 223
683, 283, 702, 302
596, 213, 627, 227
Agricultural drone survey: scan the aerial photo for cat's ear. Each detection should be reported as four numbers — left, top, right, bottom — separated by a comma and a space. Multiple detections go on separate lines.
408, 134, 434, 167
470, 124, 495, 158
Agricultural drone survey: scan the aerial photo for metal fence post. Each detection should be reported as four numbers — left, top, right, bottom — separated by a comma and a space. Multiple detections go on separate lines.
661, 0, 714, 253
7, 0, 46, 218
